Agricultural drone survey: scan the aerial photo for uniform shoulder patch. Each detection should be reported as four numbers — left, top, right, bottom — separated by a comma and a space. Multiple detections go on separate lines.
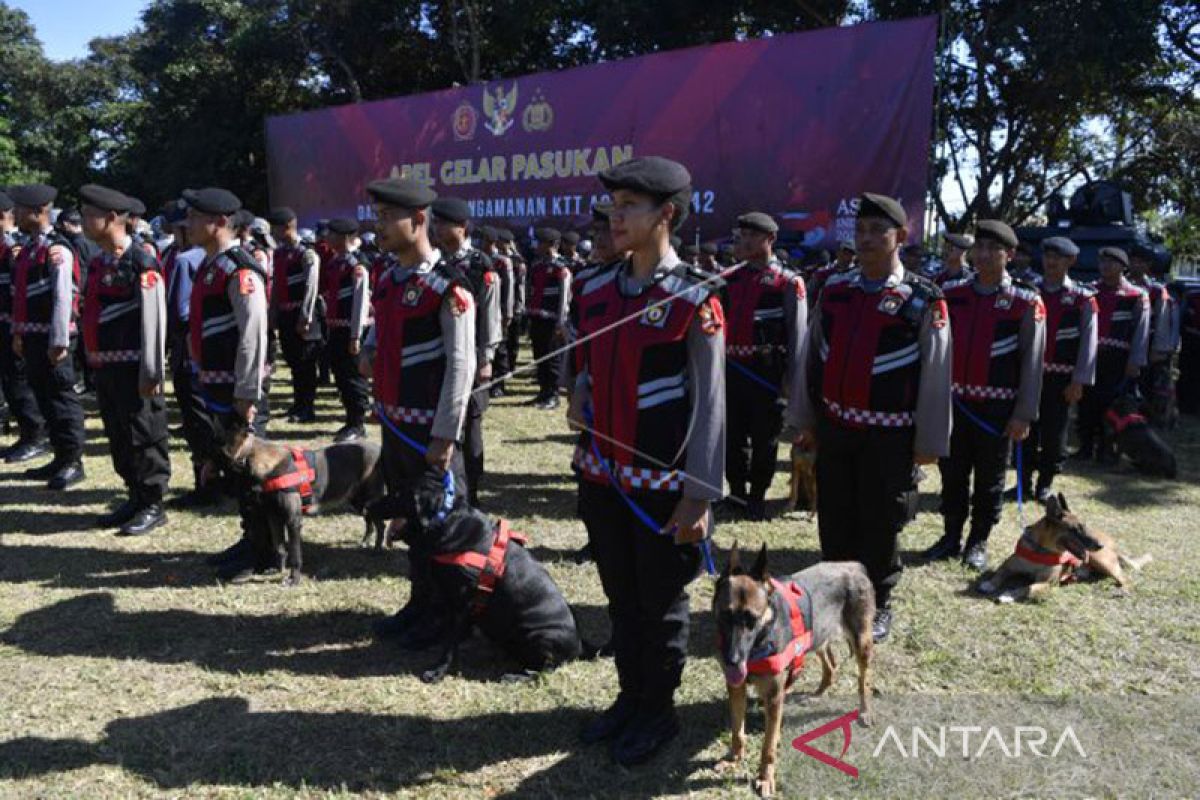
930, 298, 948, 329
449, 285, 473, 315
239, 271, 257, 295
1032, 295, 1046, 321
140, 270, 159, 290
354, 264, 367, 278
484, 270, 497, 286
698, 296, 724, 336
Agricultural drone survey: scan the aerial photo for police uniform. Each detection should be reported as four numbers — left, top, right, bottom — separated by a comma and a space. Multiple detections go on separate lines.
722, 212, 806, 518
787, 194, 951, 638
697, 243, 721, 275
1127, 245, 1176, 412
79, 184, 171, 534
0, 191, 48, 463
1173, 277, 1200, 415
480, 227, 515, 398
805, 253, 854, 309
1077, 247, 1149, 461
501, 229, 527, 377
323, 217, 372, 441
268, 207, 322, 422
561, 231, 586, 272
934, 231, 975, 287
433, 198, 501, 506
10, 184, 87, 489
574, 157, 725, 765
526, 228, 570, 408
930, 221, 1046, 571
236, 214, 276, 434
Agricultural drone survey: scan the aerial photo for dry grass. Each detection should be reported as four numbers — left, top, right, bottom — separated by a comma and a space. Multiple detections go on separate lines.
1, 365, 1197, 798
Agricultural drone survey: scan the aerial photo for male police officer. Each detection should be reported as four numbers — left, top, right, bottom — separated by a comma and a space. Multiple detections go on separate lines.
0, 189, 48, 463
788, 193, 951, 641
268, 207, 322, 423
10, 183, 86, 489
323, 217, 372, 442
923, 221, 1045, 572
79, 184, 170, 534
934, 232, 974, 286
1127, 244, 1175, 412
723, 211, 806, 519
526, 227, 570, 408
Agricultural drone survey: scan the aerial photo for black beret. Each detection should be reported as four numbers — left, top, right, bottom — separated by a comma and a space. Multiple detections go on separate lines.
127, 196, 147, 217
266, 207, 296, 225
700, 243, 718, 256
366, 177, 436, 209
497, 228, 515, 243
0, 191, 12, 212
857, 192, 906, 227
328, 217, 359, 235
736, 211, 779, 235
942, 232, 974, 250
591, 202, 612, 223
164, 199, 188, 225
182, 187, 242, 216
535, 227, 561, 244
79, 183, 131, 214
562, 231, 580, 245
479, 225, 498, 242
1041, 236, 1079, 257
10, 183, 58, 208
599, 156, 691, 197
431, 197, 471, 225
59, 209, 82, 225
1099, 246, 1129, 267
232, 209, 256, 229
974, 220, 1018, 249
669, 235, 682, 249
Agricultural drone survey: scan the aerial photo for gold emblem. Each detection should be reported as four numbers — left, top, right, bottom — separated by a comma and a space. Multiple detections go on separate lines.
522, 89, 554, 132
483, 82, 518, 137
452, 101, 477, 141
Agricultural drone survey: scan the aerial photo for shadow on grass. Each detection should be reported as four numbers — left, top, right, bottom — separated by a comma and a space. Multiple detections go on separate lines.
0, 695, 730, 795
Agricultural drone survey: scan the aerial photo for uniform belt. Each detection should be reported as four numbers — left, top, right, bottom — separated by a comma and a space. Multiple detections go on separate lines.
379, 404, 435, 426
88, 349, 140, 366
952, 383, 1018, 401
1097, 337, 1130, 350
572, 445, 684, 492
821, 398, 914, 427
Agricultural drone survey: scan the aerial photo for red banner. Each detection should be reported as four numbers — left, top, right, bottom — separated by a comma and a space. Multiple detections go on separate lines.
266, 16, 937, 249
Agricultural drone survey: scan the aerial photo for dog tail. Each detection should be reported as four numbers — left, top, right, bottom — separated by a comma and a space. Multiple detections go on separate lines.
1118, 553, 1152, 572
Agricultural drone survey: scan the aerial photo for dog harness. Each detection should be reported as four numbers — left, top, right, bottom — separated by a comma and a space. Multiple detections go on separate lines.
260, 447, 317, 514
1013, 530, 1082, 584
1104, 407, 1147, 435
746, 578, 814, 688
432, 519, 529, 617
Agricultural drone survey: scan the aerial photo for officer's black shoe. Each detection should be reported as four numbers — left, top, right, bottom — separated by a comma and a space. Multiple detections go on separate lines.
919, 534, 962, 562
525, 395, 545, 407
962, 538, 989, 572
5, 437, 49, 464
580, 693, 639, 745
167, 486, 221, 510
610, 705, 680, 766
1002, 484, 1032, 502
292, 407, 316, 423
96, 497, 140, 529
745, 498, 767, 521
537, 396, 560, 410
47, 462, 85, 491
24, 458, 62, 479
1034, 484, 1053, 504
334, 424, 366, 443
206, 538, 251, 566
119, 505, 166, 536
871, 608, 893, 643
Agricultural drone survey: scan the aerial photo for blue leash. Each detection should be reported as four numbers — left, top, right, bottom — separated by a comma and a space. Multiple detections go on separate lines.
727, 358, 781, 395
952, 396, 1025, 525
375, 402, 456, 522
583, 407, 717, 575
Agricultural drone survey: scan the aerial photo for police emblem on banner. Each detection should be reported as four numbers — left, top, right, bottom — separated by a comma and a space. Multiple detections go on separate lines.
452, 101, 477, 141
522, 89, 554, 132
402, 284, 423, 307
640, 301, 672, 328
878, 292, 903, 315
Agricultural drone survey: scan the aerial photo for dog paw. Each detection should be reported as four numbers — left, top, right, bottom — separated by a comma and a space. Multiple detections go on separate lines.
995, 593, 1016, 605
714, 755, 742, 775
977, 580, 997, 595
857, 712, 873, 728
754, 774, 776, 798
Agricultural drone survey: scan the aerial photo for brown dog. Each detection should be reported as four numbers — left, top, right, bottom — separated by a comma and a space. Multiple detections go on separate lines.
976, 493, 1151, 603
785, 445, 817, 518
713, 543, 874, 797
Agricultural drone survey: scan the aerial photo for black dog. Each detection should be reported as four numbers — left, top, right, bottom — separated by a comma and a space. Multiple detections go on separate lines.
1104, 394, 1177, 479
387, 469, 587, 683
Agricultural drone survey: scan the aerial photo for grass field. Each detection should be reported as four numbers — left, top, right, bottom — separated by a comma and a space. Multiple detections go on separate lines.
1, 364, 1198, 798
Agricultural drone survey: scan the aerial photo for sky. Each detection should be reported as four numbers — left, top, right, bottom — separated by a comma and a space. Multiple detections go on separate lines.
12, 0, 148, 61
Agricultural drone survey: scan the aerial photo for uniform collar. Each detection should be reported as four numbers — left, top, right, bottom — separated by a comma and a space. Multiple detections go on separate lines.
972, 271, 1012, 296
1042, 275, 1074, 293
389, 248, 442, 282
618, 248, 681, 294
849, 263, 904, 292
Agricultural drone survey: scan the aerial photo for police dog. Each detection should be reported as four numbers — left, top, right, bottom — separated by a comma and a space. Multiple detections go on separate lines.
222, 417, 388, 584
713, 543, 874, 798
976, 493, 1151, 603
386, 469, 588, 683
1104, 394, 1178, 479
785, 445, 817, 518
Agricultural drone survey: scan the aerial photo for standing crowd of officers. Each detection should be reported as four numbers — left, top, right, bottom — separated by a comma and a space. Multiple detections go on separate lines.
0, 161, 1192, 766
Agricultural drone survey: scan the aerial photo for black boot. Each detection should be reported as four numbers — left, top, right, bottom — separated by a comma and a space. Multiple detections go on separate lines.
871, 607, 893, 643
610, 704, 680, 766
334, 423, 366, 443
920, 519, 964, 562
580, 692, 638, 745
4, 434, 49, 464
96, 496, 140, 529
48, 461, 85, 491
120, 504, 167, 536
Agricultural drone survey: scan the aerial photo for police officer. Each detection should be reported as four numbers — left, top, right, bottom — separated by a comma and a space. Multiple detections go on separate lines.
934, 232, 974, 286
323, 217, 372, 442
432, 197, 501, 507
788, 193, 951, 641
1009, 241, 1042, 287
526, 227, 570, 409
696, 242, 721, 275
479, 227, 514, 398
567, 156, 724, 765
184, 187, 271, 580
362, 177, 475, 645
922, 220, 1045, 572
498, 228, 526, 387
79, 184, 171, 534
233, 210, 275, 433
10, 183, 86, 490
723, 211, 806, 520
126, 197, 159, 258
806, 239, 856, 306
268, 207, 322, 423
1008, 236, 1096, 502
680, 243, 699, 266
1127, 244, 1175, 408
561, 230, 585, 271
1076, 247, 1149, 463
0, 189, 48, 463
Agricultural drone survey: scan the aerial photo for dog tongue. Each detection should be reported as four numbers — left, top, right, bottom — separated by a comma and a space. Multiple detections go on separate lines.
724, 662, 748, 687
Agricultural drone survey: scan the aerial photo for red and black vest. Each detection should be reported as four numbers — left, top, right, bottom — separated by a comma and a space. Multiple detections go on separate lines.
0, 235, 15, 332
372, 260, 470, 432
1094, 279, 1146, 356
806, 263, 851, 306
746, 579, 814, 689
944, 276, 1041, 409
814, 269, 942, 428
1041, 280, 1096, 376
82, 244, 160, 368
11, 231, 79, 337
324, 251, 367, 328
1130, 275, 1169, 345
272, 243, 312, 312
1174, 279, 1200, 342
571, 262, 721, 494
188, 246, 266, 403
722, 260, 803, 385
528, 256, 569, 319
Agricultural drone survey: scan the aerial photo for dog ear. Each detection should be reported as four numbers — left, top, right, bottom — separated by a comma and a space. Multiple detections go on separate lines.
1058, 492, 1070, 513
1046, 493, 1063, 520
725, 540, 741, 576
749, 543, 769, 582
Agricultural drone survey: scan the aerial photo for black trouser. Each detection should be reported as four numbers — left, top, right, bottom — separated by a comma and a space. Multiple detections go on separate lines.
816, 420, 914, 609
23, 335, 85, 464
253, 333, 275, 436
506, 316, 523, 373
725, 367, 783, 501
1178, 332, 1200, 415
580, 480, 702, 711
1024, 373, 1071, 492
528, 317, 560, 401
277, 310, 319, 413
95, 364, 171, 505
169, 326, 211, 481
1077, 350, 1127, 457
939, 403, 1011, 542
328, 328, 370, 427
0, 326, 45, 439
491, 337, 509, 389
463, 388, 488, 504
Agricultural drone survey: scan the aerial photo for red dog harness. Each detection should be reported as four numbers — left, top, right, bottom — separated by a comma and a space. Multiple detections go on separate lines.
747, 579, 814, 688
432, 520, 529, 617
1013, 531, 1083, 583
260, 447, 317, 514
1104, 408, 1147, 435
